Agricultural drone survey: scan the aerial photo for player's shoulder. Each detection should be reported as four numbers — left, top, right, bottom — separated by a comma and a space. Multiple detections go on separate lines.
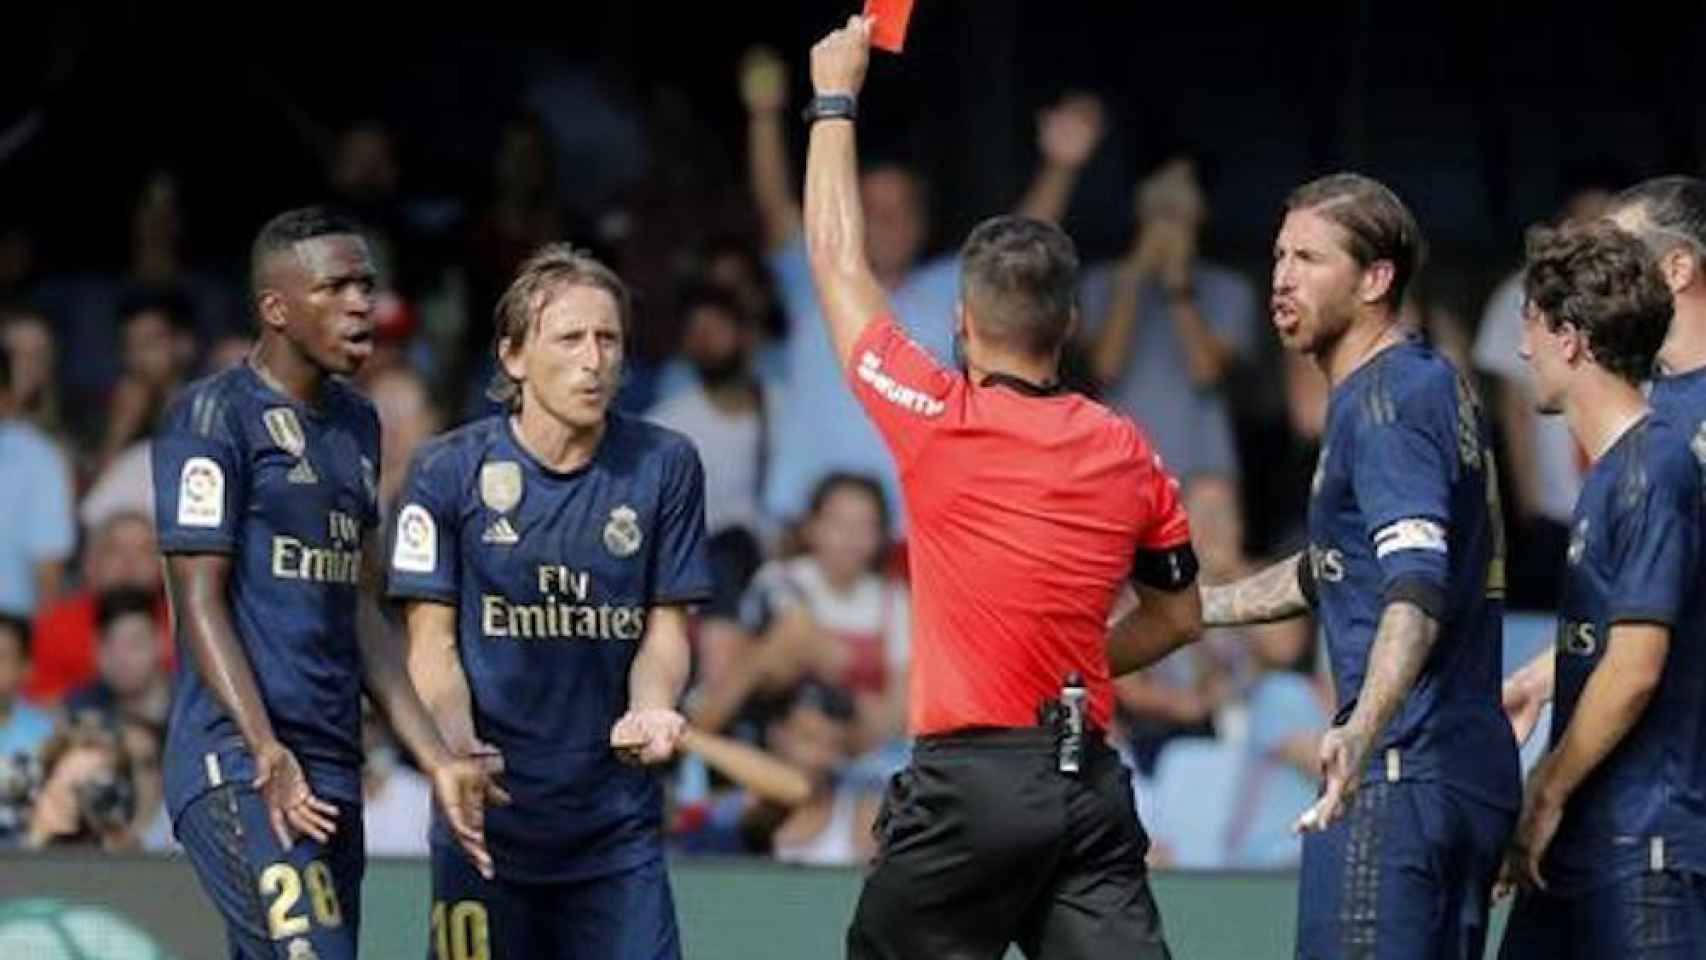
609, 411, 700, 466
410, 415, 508, 481
1356, 341, 1460, 422
161, 366, 253, 437
1631, 412, 1705, 499
324, 377, 380, 430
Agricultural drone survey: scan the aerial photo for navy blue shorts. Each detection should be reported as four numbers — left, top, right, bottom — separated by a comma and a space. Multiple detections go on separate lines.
175, 784, 365, 960
429, 841, 680, 960
1295, 780, 1512, 960
1499, 870, 1706, 959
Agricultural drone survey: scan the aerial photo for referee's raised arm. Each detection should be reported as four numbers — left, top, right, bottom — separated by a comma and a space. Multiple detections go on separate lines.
802, 15, 889, 369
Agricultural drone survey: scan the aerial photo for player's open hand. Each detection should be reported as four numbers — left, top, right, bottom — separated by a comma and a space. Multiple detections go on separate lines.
430, 754, 512, 881
1037, 94, 1105, 171
810, 15, 872, 98
1496, 759, 1564, 898
610, 708, 687, 766
1294, 724, 1370, 834
253, 739, 339, 849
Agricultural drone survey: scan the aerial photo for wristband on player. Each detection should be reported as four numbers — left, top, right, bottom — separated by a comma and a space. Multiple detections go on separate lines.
1296, 552, 1318, 608
802, 94, 858, 125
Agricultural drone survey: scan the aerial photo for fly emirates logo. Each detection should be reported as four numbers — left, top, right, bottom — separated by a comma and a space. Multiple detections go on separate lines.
858, 350, 945, 417
481, 565, 647, 642
271, 511, 361, 585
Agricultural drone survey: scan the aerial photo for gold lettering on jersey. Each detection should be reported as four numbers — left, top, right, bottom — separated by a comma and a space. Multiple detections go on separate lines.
537, 565, 591, 601
263, 408, 307, 458
328, 511, 359, 545
1558, 619, 1598, 657
479, 596, 646, 641
271, 536, 361, 585
1308, 543, 1346, 584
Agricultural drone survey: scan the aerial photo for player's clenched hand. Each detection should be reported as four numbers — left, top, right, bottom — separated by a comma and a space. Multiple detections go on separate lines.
253, 739, 339, 849
430, 754, 512, 881
1293, 724, 1371, 834
610, 709, 687, 766
810, 15, 871, 97
1502, 675, 1546, 748
1497, 758, 1564, 898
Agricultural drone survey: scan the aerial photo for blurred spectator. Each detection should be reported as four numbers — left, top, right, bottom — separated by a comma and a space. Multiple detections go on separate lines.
1471, 182, 1615, 610
0, 223, 37, 303
650, 238, 788, 403
119, 719, 172, 852
690, 473, 909, 756
761, 684, 878, 866
203, 334, 254, 376
23, 713, 138, 851
97, 289, 196, 471
0, 347, 74, 618
0, 614, 52, 818
361, 703, 431, 857
741, 46, 1105, 528
2, 307, 61, 436
367, 367, 442, 514
34, 171, 241, 410
62, 587, 170, 729
1223, 616, 1328, 868
25, 511, 168, 705
1084, 155, 1258, 485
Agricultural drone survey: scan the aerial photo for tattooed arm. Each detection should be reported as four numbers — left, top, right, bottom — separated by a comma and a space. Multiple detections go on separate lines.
1200, 553, 1312, 627
1296, 600, 1439, 831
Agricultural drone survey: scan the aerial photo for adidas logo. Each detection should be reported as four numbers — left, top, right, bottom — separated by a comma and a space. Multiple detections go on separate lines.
286, 460, 319, 485
482, 516, 519, 545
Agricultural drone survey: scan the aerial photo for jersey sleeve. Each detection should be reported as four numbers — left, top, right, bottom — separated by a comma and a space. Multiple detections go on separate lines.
846, 314, 961, 470
1349, 374, 1455, 619
1129, 447, 1198, 591
152, 389, 248, 555
385, 447, 462, 605
649, 440, 714, 606
1606, 443, 1700, 627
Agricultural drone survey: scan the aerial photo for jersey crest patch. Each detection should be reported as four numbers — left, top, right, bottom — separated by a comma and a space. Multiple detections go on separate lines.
264, 407, 319, 484
603, 505, 643, 558
480, 462, 523, 544
393, 503, 436, 573
178, 457, 224, 528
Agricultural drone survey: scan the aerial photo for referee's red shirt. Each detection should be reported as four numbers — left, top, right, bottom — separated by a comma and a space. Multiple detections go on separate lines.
848, 315, 1192, 736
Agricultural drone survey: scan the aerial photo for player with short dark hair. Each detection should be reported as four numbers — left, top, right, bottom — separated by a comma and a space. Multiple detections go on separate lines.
389, 243, 712, 960
1202, 173, 1519, 958
803, 19, 1202, 959
154, 206, 497, 960
1495, 221, 1706, 957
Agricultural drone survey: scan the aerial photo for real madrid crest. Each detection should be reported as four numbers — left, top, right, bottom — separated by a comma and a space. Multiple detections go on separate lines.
480, 461, 523, 545
603, 505, 643, 558
263, 407, 318, 484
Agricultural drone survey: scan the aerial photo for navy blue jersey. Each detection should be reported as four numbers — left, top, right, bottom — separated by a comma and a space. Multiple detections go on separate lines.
1545, 413, 1706, 893
387, 413, 712, 883
1306, 341, 1519, 809
1651, 364, 1706, 424
152, 364, 380, 819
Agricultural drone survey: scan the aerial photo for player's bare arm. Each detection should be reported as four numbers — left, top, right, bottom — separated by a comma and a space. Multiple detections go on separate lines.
165, 553, 338, 848
1298, 599, 1438, 833
1200, 552, 1311, 627
358, 546, 507, 878
401, 600, 486, 758
1106, 582, 1203, 676
1502, 622, 1668, 893
612, 604, 693, 766
803, 16, 890, 368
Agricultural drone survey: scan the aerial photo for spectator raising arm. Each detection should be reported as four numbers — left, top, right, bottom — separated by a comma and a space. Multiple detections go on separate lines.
742, 47, 802, 254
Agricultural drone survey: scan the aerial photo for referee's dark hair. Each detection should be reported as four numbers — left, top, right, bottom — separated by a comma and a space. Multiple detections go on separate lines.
958, 215, 1080, 357
1523, 220, 1673, 386
1610, 176, 1706, 265
249, 206, 367, 302
1285, 173, 1426, 310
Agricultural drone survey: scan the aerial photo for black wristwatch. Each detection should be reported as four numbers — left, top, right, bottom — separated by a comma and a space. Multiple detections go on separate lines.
802, 93, 858, 125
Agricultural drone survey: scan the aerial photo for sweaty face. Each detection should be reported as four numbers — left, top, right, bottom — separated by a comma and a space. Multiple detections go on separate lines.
502, 283, 624, 431
809, 486, 884, 583
99, 612, 160, 697
269, 235, 377, 377
861, 168, 926, 279
1271, 209, 1365, 357
1517, 300, 1574, 415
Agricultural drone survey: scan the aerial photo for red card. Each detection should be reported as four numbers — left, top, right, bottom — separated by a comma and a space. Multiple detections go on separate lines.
864, 0, 915, 53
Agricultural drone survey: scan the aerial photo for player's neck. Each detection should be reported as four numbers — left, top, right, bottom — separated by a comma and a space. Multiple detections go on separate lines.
511, 407, 606, 473
966, 351, 1060, 392
1657, 298, 1706, 377
1563, 374, 1648, 463
249, 337, 325, 407
1319, 312, 1403, 388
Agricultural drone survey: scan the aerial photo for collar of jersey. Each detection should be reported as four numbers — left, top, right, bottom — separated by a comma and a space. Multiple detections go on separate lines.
978, 371, 1065, 397
503, 413, 612, 479
241, 361, 328, 421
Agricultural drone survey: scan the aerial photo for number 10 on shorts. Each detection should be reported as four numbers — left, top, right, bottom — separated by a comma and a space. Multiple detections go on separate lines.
432, 900, 491, 960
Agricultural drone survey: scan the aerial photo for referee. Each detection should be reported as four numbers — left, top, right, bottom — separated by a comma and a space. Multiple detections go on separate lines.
805, 18, 1203, 959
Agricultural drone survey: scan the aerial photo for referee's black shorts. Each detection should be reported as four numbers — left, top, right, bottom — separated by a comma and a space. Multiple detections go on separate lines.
846, 727, 1172, 960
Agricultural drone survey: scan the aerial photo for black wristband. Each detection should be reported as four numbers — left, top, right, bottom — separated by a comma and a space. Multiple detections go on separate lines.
1296, 552, 1318, 608
802, 94, 858, 125
1129, 543, 1199, 593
